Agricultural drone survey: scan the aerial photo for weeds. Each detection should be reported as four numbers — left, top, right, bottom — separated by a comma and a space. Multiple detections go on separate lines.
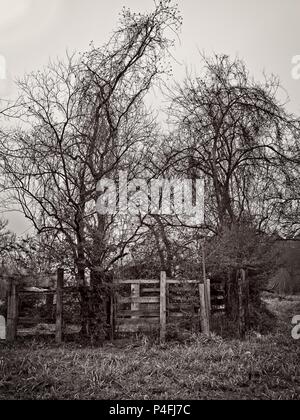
0, 295, 299, 400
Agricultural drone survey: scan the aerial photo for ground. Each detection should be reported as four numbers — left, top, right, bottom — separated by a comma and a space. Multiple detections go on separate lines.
0, 294, 299, 400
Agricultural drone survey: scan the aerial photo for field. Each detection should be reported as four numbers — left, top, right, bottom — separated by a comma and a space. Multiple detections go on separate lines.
0, 294, 299, 400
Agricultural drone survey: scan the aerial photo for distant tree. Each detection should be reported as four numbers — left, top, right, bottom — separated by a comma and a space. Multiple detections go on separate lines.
165, 55, 299, 234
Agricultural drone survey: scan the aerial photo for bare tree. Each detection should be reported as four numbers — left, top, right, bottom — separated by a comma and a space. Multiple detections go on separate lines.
134, 55, 300, 333
165, 55, 299, 234
0, 0, 181, 340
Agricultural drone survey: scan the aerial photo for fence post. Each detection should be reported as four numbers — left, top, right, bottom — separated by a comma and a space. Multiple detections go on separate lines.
207, 278, 211, 311
109, 278, 115, 341
110, 295, 115, 341
238, 269, 248, 339
200, 241, 211, 336
56, 268, 64, 344
244, 270, 250, 332
7, 278, 18, 343
160, 272, 167, 343
199, 283, 210, 336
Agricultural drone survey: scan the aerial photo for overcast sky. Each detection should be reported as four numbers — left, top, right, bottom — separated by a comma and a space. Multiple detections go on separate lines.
1, 0, 300, 234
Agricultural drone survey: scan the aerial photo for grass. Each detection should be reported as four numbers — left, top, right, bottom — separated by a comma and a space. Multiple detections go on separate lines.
0, 295, 299, 400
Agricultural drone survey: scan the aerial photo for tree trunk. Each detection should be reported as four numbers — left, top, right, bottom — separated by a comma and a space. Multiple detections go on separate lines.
79, 270, 112, 344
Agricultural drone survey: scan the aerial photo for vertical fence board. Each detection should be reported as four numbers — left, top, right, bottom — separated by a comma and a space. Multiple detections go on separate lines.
201, 241, 211, 336
207, 278, 211, 311
55, 269, 64, 344
244, 270, 250, 331
199, 284, 210, 336
110, 279, 115, 341
238, 269, 248, 339
160, 272, 167, 343
7, 278, 17, 342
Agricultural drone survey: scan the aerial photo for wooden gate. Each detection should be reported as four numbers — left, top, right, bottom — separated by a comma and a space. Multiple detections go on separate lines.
113, 272, 219, 341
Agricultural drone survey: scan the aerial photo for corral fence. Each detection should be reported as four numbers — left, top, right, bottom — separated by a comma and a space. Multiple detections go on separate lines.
5, 269, 80, 344
3, 269, 249, 343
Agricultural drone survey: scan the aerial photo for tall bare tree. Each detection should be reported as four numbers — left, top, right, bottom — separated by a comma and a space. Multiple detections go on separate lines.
0, 0, 182, 340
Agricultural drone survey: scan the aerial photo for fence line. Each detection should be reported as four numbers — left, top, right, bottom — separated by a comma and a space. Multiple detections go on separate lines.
4, 269, 233, 343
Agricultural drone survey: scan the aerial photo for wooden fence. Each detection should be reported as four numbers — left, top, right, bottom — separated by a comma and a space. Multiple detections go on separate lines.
5, 269, 79, 344
113, 272, 224, 342
5, 269, 237, 344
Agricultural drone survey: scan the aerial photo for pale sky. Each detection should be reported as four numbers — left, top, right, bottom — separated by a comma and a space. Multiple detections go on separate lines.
1, 0, 300, 234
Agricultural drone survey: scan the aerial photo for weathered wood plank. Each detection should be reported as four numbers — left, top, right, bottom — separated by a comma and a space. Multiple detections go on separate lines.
167, 279, 199, 284
201, 241, 211, 337
141, 288, 160, 293
116, 324, 159, 333
160, 272, 167, 343
116, 318, 159, 326
116, 279, 200, 285
207, 278, 211, 311
118, 297, 160, 304
199, 283, 210, 336
115, 279, 160, 285
7, 278, 18, 342
55, 269, 64, 344
118, 310, 160, 318
110, 295, 115, 341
